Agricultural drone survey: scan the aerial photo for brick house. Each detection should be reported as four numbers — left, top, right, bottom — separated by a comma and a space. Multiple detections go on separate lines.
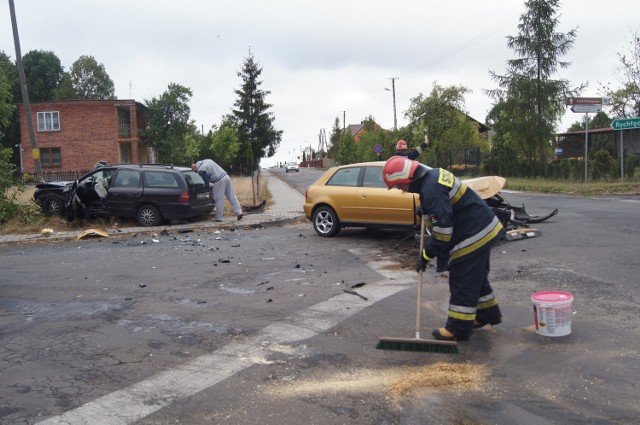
344, 121, 384, 143
19, 99, 152, 174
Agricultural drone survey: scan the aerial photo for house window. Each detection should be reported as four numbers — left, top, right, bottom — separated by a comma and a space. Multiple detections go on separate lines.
37, 111, 60, 132
119, 142, 132, 163
41, 147, 61, 166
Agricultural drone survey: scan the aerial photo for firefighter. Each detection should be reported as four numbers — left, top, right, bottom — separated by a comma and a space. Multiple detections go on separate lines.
398, 129, 449, 272
382, 156, 504, 341
394, 128, 429, 159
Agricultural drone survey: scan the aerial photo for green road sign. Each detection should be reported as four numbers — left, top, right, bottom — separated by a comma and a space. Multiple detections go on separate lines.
611, 117, 640, 130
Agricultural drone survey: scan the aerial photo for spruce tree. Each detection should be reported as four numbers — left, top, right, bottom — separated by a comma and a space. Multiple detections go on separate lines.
487, 0, 582, 171
232, 53, 282, 171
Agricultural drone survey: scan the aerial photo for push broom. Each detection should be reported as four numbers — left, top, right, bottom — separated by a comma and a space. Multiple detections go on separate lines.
376, 215, 460, 354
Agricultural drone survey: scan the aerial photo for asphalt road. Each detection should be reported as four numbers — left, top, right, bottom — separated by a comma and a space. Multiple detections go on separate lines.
1, 172, 639, 425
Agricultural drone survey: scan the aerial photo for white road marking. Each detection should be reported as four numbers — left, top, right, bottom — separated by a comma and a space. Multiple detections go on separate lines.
37, 249, 414, 425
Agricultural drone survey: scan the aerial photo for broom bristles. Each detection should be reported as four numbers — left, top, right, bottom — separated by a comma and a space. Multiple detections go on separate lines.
376, 336, 460, 354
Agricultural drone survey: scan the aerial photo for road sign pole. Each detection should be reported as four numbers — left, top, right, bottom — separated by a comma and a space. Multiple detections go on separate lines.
584, 113, 589, 183
620, 131, 624, 181
609, 117, 640, 181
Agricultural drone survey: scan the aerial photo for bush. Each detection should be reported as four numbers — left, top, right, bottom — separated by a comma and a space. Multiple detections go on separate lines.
0, 147, 32, 224
590, 149, 615, 181
625, 154, 639, 179
23, 173, 36, 184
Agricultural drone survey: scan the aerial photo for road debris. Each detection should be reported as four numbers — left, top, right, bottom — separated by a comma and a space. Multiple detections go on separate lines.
76, 229, 110, 240
342, 288, 368, 301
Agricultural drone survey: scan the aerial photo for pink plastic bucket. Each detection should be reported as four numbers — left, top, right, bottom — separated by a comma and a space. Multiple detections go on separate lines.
531, 291, 574, 337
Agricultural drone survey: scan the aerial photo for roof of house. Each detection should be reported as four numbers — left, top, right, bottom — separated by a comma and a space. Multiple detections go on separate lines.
20, 99, 148, 110
345, 123, 364, 137
557, 127, 615, 137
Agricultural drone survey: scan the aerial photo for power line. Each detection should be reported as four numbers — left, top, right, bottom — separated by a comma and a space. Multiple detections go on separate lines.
399, 18, 513, 77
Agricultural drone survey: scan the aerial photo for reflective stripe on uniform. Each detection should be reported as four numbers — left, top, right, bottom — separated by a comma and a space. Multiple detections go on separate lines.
432, 225, 452, 242
477, 292, 498, 310
449, 216, 503, 261
448, 179, 467, 205
448, 304, 477, 321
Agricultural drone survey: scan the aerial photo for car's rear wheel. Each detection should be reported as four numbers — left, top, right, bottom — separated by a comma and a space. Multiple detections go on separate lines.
137, 204, 162, 227
41, 196, 65, 216
312, 206, 340, 237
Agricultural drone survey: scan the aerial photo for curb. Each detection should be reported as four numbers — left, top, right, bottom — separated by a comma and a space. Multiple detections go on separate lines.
0, 214, 307, 246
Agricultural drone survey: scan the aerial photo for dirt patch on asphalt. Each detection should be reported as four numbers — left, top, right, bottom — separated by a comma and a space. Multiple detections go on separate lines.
265, 362, 488, 398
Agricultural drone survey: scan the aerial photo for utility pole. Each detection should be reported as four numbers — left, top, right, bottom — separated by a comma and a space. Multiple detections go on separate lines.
318, 128, 327, 159
9, 0, 44, 183
386, 77, 399, 131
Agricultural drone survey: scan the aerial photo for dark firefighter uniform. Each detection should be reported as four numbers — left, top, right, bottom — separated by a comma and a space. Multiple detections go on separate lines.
410, 166, 504, 339
394, 141, 428, 160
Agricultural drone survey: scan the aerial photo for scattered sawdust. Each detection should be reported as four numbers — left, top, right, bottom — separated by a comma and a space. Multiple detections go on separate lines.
264, 362, 488, 399
381, 264, 403, 270
388, 362, 488, 396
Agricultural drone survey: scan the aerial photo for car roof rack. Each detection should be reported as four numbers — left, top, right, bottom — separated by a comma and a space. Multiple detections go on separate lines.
132, 163, 175, 169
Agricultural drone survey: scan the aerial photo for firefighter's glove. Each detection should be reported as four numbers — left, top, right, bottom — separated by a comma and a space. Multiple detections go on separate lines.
415, 250, 432, 273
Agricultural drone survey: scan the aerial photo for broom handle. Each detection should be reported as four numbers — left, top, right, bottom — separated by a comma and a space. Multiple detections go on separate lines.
416, 215, 425, 339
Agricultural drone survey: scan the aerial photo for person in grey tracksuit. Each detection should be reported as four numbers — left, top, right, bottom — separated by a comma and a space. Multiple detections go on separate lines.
192, 159, 243, 221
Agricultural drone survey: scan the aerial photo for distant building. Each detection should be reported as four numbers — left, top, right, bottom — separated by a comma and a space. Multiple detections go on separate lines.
555, 127, 640, 159
343, 120, 384, 143
18, 99, 152, 173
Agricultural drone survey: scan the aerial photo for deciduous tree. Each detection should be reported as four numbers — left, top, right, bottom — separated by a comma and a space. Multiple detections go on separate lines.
22, 50, 63, 102
405, 82, 481, 168
143, 83, 193, 165
59, 55, 115, 100
602, 30, 640, 119
0, 52, 20, 166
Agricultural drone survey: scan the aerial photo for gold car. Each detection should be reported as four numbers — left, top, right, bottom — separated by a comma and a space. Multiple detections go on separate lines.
303, 161, 420, 237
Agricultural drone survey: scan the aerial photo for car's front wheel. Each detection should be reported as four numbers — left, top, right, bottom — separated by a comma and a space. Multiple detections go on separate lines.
312, 206, 340, 237
41, 195, 65, 216
136, 204, 162, 227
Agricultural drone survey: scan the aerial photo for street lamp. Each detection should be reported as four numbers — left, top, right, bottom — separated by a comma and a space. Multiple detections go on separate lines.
385, 77, 398, 131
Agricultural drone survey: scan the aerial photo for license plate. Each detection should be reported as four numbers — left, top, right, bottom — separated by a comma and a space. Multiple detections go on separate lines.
197, 192, 209, 199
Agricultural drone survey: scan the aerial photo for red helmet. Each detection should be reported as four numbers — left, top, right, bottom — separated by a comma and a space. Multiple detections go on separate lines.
395, 140, 408, 150
383, 156, 420, 189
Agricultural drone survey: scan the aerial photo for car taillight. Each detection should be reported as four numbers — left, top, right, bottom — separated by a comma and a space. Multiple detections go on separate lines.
179, 191, 190, 203
304, 186, 310, 199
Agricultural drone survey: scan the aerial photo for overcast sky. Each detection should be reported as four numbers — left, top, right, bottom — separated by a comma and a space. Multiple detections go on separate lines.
1, 0, 638, 167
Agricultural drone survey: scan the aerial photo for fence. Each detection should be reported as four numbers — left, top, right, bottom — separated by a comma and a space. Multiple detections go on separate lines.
14, 170, 91, 185
14, 163, 260, 185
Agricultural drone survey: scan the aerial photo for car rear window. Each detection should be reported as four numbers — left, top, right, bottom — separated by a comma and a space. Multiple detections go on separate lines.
327, 167, 360, 187
183, 171, 206, 188
144, 171, 180, 188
